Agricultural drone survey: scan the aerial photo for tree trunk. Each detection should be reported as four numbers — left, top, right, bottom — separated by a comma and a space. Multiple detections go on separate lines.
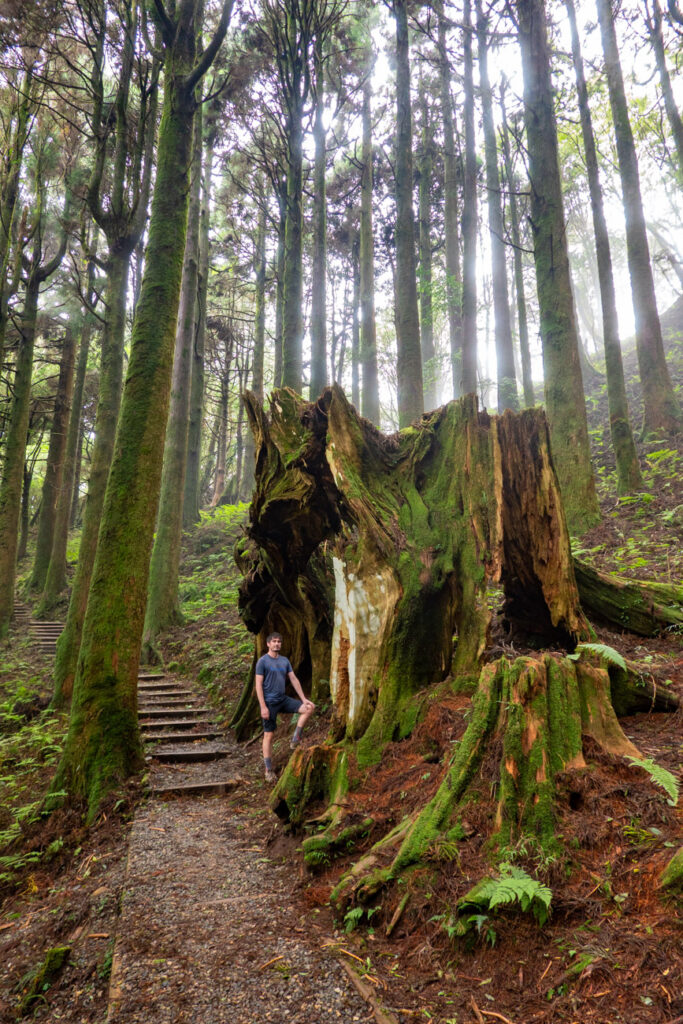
477, 1, 518, 413
282, 103, 304, 393
515, 0, 600, 534
646, 0, 683, 177
0, 278, 40, 631
52, 0, 232, 819
184, 115, 215, 528
417, 90, 437, 412
309, 52, 327, 400
143, 92, 204, 656
499, 94, 534, 407
70, 424, 84, 528
274, 184, 286, 390
596, 0, 683, 436
351, 233, 360, 410
211, 377, 229, 506
461, 0, 478, 397
565, 0, 642, 494
393, 0, 424, 427
28, 326, 77, 596
360, 65, 379, 425
39, 315, 95, 614
53, 250, 129, 705
436, 0, 463, 401
0, 170, 70, 633
18, 463, 33, 563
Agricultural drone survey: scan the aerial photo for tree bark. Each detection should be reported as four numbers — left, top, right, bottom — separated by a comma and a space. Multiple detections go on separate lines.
28, 326, 77, 596
645, 0, 683, 177
476, 1, 518, 413
143, 91, 204, 656
461, 0, 478, 397
596, 0, 683, 436
39, 314, 95, 613
417, 89, 437, 412
565, 0, 642, 494
184, 111, 215, 528
53, 251, 129, 705
436, 0, 463, 400
309, 46, 327, 400
393, 0, 424, 427
515, 0, 600, 534
0, 175, 71, 633
360, 63, 379, 424
499, 94, 534, 407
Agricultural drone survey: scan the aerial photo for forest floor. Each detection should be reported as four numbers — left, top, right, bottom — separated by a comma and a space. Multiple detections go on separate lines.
0, 338, 682, 1024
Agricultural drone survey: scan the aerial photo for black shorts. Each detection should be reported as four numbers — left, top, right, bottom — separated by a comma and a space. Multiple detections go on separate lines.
262, 695, 302, 733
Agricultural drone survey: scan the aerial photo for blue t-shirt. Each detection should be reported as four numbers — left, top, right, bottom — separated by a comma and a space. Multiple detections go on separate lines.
255, 654, 293, 703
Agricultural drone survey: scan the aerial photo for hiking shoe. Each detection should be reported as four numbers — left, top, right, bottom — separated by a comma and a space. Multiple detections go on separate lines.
289, 736, 301, 750
265, 768, 277, 784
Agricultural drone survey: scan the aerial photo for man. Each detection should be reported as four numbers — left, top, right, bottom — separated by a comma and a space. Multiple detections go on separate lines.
255, 632, 315, 783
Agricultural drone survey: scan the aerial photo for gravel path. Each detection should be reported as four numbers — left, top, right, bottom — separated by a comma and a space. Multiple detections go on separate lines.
106, 744, 374, 1024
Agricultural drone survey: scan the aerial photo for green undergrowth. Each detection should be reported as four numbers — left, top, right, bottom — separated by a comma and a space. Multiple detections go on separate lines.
573, 440, 683, 582
178, 503, 249, 620
164, 503, 253, 703
0, 640, 66, 889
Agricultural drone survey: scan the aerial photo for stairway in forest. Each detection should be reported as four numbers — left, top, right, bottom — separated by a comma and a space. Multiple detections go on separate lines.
12, 602, 63, 656
138, 672, 239, 797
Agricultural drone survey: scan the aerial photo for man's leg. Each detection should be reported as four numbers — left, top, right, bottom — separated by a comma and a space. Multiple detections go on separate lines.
263, 719, 276, 781
290, 701, 315, 748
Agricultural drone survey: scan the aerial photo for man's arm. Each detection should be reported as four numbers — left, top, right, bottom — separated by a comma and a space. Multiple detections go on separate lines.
255, 673, 269, 718
288, 670, 314, 708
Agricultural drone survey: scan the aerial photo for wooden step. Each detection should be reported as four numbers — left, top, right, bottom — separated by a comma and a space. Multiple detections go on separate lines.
144, 729, 224, 742
149, 778, 243, 797
149, 748, 229, 764
137, 696, 202, 706
138, 706, 211, 718
139, 718, 216, 730
138, 672, 166, 680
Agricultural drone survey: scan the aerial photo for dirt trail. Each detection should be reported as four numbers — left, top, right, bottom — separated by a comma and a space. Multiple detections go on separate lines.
105, 733, 378, 1024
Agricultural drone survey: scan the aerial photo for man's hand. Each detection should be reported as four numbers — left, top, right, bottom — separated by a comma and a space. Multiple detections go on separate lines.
301, 699, 315, 712
260, 705, 270, 719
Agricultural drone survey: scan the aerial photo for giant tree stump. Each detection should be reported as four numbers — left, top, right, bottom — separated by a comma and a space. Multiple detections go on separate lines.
234, 387, 677, 904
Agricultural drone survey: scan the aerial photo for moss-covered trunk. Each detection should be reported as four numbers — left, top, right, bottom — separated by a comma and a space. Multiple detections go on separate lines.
53, 0, 231, 817
40, 312, 96, 613
143, 93, 203, 655
393, 0, 424, 426
0, 278, 40, 634
53, 252, 129, 706
516, 0, 600, 533
28, 326, 77, 596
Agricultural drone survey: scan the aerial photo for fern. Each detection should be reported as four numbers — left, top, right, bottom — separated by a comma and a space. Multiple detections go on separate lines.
459, 863, 553, 926
627, 757, 679, 806
568, 643, 627, 672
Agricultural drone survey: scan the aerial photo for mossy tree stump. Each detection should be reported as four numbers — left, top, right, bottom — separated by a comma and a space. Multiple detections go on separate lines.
235, 386, 678, 906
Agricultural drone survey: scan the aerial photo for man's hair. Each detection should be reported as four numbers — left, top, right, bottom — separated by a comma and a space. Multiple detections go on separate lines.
266, 631, 282, 643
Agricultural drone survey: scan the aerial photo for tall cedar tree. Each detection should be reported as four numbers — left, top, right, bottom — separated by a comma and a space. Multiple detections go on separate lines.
434, 0, 463, 399
476, 0, 518, 412
52, 0, 233, 819
461, 0, 478, 396
53, 0, 158, 704
596, 0, 682, 436
392, 0, 424, 425
564, 0, 642, 493
514, 0, 600, 533
0, 163, 72, 634
359, 45, 380, 423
